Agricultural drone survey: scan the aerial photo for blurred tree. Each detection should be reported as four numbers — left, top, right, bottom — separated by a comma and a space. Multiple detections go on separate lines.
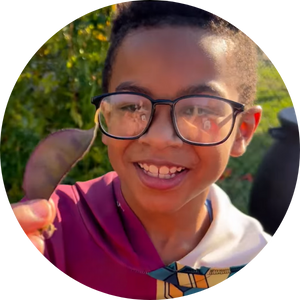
0, 4, 293, 212
1, 5, 115, 203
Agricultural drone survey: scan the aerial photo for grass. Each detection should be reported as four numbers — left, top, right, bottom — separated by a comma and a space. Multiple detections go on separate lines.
217, 60, 293, 214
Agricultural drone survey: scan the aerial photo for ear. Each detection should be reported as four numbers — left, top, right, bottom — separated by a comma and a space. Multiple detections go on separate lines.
230, 106, 262, 157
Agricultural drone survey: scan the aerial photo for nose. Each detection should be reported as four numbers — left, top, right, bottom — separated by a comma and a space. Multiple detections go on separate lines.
138, 105, 183, 149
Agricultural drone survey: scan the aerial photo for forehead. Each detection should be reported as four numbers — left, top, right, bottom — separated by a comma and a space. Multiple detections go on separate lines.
109, 26, 238, 100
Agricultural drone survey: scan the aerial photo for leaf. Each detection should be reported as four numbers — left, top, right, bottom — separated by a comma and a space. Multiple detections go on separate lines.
23, 127, 97, 200
241, 174, 254, 182
1, 6, 113, 203
70, 103, 83, 128
219, 168, 232, 180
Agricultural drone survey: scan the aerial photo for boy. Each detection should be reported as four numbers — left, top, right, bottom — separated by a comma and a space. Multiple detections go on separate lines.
12, 1, 270, 298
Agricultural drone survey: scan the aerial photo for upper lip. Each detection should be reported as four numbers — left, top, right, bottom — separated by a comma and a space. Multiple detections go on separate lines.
134, 159, 189, 169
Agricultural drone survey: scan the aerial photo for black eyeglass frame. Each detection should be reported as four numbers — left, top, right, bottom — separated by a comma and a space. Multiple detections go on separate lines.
91, 92, 245, 146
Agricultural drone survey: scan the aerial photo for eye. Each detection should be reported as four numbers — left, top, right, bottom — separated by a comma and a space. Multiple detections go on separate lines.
121, 104, 141, 112
183, 106, 212, 116
119, 103, 142, 112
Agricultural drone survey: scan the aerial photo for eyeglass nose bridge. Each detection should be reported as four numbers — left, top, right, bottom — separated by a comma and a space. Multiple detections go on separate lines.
151, 99, 177, 119
144, 99, 178, 138
151, 99, 177, 122
152, 98, 176, 107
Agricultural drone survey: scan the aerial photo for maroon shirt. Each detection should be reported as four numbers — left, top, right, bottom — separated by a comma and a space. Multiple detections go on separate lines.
40, 172, 260, 298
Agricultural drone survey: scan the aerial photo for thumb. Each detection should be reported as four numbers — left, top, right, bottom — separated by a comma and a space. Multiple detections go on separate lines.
48, 198, 57, 223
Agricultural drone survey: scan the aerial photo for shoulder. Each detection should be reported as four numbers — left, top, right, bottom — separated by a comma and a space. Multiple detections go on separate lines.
201, 184, 271, 266
209, 184, 271, 239
52, 171, 119, 202
44, 171, 120, 268
50, 171, 119, 221
20, 172, 120, 232
51, 172, 120, 230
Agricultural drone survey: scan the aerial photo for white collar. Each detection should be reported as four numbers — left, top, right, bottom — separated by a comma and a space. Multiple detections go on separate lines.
178, 184, 270, 268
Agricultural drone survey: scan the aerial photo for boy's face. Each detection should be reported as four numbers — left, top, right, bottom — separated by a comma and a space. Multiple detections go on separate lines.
103, 26, 261, 214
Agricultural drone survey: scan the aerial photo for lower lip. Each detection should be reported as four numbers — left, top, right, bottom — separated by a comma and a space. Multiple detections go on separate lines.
134, 164, 189, 191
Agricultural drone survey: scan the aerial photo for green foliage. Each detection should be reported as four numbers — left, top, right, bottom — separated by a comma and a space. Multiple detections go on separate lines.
0, 7, 294, 210
1, 6, 115, 203
217, 60, 293, 214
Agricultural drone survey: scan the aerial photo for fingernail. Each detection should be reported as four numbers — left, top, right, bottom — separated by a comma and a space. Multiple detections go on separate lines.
30, 200, 50, 219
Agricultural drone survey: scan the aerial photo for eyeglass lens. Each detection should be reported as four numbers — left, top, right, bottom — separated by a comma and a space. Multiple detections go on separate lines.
99, 94, 234, 144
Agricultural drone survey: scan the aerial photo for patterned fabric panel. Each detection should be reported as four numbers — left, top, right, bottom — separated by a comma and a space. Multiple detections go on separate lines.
148, 262, 248, 300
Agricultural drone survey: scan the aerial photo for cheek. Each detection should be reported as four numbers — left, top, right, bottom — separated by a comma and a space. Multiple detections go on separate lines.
102, 136, 131, 168
106, 144, 124, 172
101, 134, 109, 146
194, 144, 232, 180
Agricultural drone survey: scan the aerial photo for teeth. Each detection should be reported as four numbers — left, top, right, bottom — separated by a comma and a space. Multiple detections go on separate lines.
159, 173, 171, 179
145, 170, 175, 179
149, 165, 159, 174
159, 166, 169, 175
138, 163, 185, 179
170, 167, 177, 174
143, 164, 149, 171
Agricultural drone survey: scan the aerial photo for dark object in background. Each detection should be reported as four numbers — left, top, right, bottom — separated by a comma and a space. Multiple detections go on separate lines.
249, 107, 299, 235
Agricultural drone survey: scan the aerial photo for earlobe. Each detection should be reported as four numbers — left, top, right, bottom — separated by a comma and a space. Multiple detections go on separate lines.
230, 133, 245, 158
230, 106, 262, 157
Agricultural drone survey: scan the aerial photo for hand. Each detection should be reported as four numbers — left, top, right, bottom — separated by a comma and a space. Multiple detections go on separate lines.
12, 199, 56, 254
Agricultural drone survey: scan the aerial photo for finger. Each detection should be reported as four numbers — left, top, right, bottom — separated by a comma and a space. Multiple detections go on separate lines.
12, 199, 55, 234
48, 198, 57, 223
28, 234, 45, 254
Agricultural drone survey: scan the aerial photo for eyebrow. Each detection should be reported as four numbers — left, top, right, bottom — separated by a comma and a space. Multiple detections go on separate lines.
115, 81, 228, 99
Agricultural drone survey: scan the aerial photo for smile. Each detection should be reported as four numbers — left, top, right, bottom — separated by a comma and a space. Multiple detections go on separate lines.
137, 163, 186, 179
133, 163, 189, 190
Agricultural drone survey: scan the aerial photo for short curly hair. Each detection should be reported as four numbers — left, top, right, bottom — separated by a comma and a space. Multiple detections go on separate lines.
102, 1, 257, 105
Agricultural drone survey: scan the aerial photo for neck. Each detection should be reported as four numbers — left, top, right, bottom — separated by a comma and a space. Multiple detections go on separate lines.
123, 188, 211, 265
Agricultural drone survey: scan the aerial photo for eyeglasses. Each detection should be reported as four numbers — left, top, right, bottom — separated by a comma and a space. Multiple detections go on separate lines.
91, 92, 244, 146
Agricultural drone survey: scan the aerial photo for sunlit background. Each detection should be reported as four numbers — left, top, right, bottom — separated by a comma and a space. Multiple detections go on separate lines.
1, 5, 297, 234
